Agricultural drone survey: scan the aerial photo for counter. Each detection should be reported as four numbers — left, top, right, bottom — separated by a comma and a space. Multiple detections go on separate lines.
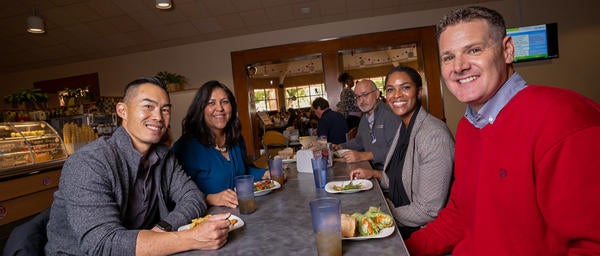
177, 160, 409, 256
0, 121, 67, 179
0, 121, 66, 243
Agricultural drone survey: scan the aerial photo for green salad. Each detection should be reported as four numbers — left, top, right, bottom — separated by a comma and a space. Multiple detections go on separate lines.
333, 180, 363, 191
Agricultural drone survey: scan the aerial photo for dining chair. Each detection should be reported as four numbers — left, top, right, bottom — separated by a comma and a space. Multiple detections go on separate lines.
252, 154, 268, 169
262, 130, 287, 159
346, 127, 358, 141
3, 208, 50, 256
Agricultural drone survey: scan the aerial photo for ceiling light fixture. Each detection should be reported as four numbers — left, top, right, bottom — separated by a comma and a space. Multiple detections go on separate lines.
27, 9, 45, 34
155, 0, 172, 9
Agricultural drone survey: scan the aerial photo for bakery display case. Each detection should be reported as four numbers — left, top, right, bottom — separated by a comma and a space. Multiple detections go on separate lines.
0, 121, 67, 179
0, 121, 66, 229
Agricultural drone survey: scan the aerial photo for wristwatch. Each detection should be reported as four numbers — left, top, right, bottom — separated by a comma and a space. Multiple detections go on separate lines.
155, 220, 172, 232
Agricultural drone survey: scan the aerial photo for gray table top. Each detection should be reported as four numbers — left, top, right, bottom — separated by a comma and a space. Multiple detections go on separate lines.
176, 160, 409, 256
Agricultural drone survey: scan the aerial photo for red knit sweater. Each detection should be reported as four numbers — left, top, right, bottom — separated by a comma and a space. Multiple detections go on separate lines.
406, 85, 600, 255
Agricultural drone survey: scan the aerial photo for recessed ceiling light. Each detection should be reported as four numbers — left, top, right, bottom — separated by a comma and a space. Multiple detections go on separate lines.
155, 0, 172, 9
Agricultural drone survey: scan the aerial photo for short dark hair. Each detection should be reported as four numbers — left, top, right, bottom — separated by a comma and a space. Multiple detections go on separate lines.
437, 6, 506, 43
181, 80, 241, 147
122, 76, 168, 103
311, 97, 329, 110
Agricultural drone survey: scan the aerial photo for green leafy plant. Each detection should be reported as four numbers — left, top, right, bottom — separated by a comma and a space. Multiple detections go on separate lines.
63, 87, 90, 98
4, 88, 48, 109
156, 71, 187, 91
60, 87, 92, 106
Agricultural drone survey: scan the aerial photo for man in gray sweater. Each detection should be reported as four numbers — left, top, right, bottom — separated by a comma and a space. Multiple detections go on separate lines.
333, 79, 401, 170
46, 77, 231, 255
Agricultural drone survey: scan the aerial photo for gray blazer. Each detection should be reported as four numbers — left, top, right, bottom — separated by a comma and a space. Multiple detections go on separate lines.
380, 106, 454, 227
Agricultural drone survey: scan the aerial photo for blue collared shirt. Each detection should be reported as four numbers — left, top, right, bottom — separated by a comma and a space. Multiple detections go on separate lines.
464, 72, 527, 128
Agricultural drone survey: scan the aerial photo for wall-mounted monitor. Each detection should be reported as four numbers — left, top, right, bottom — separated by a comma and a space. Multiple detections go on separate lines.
507, 23, 558, 63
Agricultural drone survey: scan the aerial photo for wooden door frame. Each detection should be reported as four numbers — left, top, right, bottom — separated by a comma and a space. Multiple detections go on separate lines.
231, 26, 443, 159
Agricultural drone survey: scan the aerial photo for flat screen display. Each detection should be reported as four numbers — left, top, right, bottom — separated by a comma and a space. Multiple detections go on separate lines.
507, 23, 558, 63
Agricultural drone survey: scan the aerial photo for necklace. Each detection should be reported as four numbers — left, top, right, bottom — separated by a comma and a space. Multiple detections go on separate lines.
215, 144, 227, 153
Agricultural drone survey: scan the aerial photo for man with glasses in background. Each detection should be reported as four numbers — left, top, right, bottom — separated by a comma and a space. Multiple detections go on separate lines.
332, 79, 401, 170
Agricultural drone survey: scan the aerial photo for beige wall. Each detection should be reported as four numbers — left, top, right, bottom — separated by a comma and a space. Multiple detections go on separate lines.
2, 0, 599, 138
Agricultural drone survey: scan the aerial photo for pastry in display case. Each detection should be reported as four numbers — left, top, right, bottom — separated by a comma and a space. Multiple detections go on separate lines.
0, 121, 68, 178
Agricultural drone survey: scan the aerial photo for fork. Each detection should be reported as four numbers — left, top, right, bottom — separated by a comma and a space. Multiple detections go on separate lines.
342, 179, 354, 188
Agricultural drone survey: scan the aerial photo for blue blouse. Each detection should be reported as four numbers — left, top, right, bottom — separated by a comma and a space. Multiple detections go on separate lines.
172, 136, 265, 195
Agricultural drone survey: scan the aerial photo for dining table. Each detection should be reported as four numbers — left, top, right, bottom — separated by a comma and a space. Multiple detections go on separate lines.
176, 159, 409, 256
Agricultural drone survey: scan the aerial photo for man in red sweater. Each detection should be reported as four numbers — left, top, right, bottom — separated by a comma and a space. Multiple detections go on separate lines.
405, 6, 600, 255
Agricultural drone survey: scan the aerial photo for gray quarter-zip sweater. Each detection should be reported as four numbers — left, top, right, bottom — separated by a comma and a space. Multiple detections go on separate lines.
45, 127, 206, 255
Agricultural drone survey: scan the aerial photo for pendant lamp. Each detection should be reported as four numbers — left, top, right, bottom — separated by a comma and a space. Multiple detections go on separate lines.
27, 13, 45, 34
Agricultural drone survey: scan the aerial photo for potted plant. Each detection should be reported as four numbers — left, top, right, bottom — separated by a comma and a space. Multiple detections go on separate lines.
4, 92, 23, 109
156, 71, 187, 92
59, 87, 93, 107
4, 88, 48, 110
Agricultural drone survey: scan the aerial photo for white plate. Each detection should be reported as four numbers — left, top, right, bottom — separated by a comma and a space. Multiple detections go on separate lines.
177, 214, 244, 232
325, 179, 373, 194
342, 226, 395, 240
254, 180, 281, 196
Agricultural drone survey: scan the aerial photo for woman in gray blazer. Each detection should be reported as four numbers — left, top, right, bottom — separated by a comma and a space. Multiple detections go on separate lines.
350, 66, 454, 239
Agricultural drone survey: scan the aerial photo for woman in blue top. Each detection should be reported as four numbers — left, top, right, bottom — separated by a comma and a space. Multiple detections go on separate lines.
172, 80, 268, 208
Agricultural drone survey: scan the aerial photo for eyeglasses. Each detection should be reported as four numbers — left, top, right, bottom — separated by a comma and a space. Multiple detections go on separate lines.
354, 89, 377, 101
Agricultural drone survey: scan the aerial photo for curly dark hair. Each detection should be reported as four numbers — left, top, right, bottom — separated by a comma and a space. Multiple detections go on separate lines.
337, 72, 354, 88
181, 80, 241, 147
437, 6, 506, 44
